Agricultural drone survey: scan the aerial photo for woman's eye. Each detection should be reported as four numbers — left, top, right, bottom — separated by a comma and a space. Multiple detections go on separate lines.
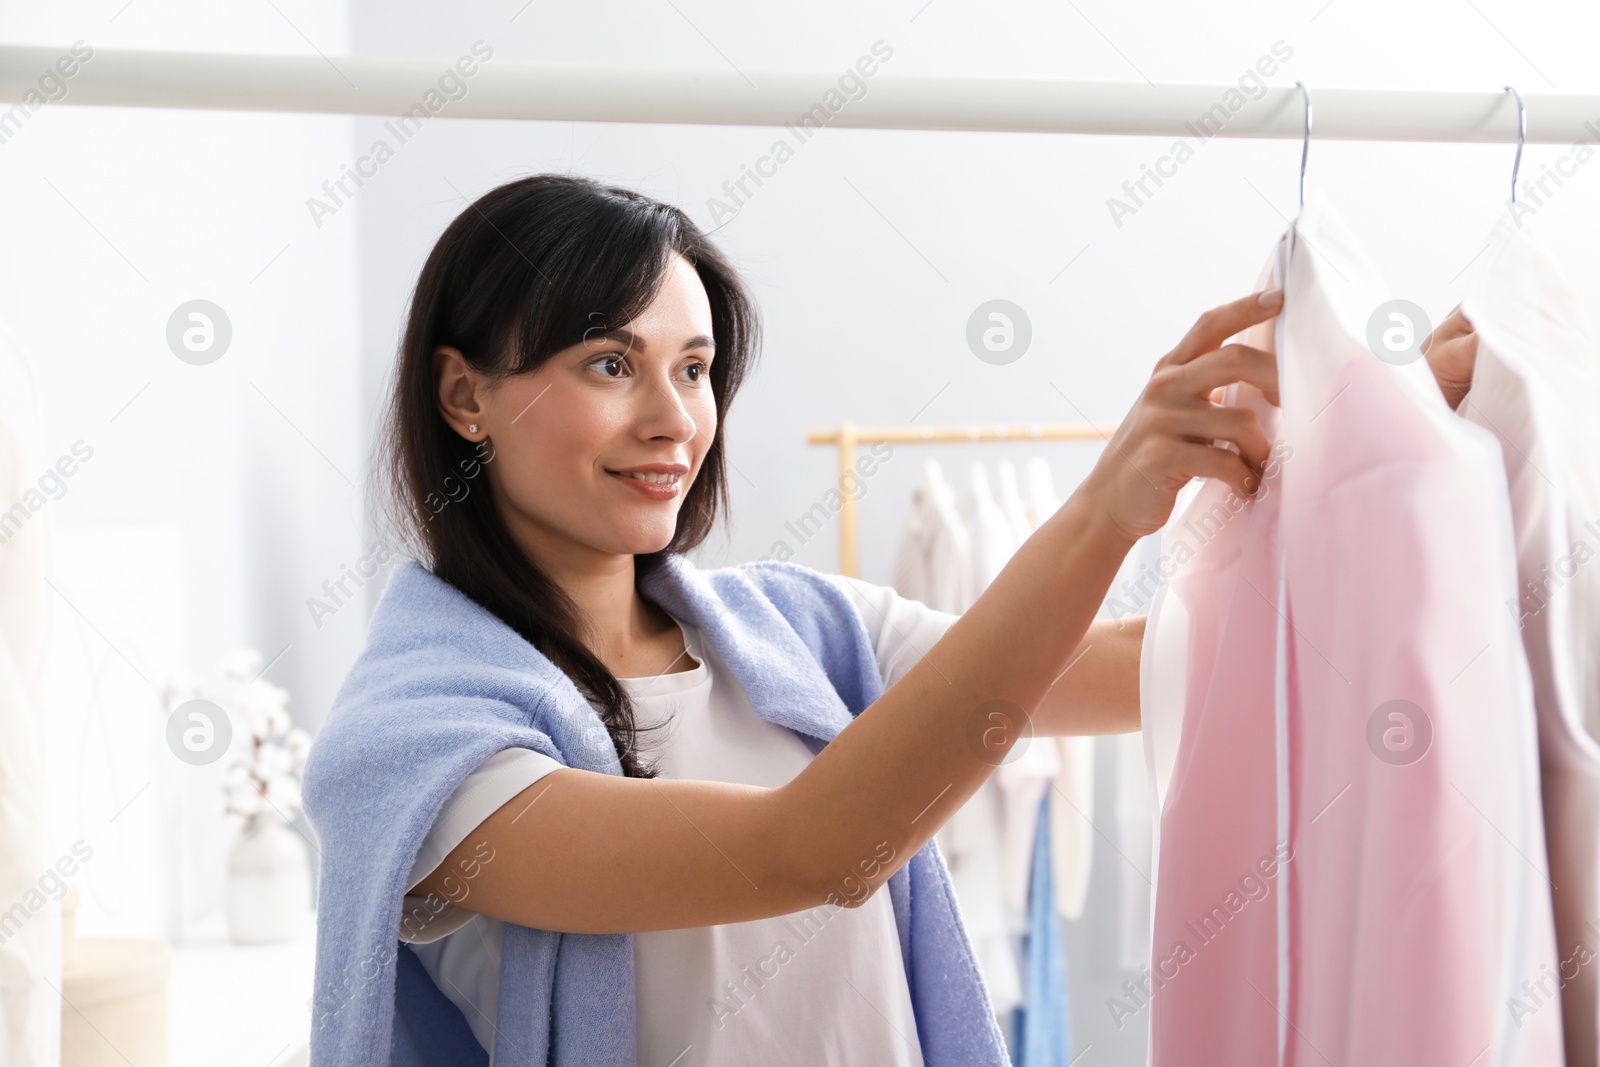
684, 360, 709, 383
589, 355, 626, 378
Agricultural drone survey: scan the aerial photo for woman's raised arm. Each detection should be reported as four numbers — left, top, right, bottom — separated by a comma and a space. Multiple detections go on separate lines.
413, 288, 1285, 934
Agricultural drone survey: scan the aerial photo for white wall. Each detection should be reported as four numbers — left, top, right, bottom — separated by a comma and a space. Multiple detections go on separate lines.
351, 0, 1600, 582
0, 1, 362, 941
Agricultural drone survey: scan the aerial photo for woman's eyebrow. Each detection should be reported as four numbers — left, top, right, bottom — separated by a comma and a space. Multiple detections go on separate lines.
583, 328, 714, 353
583, 327, 641, 352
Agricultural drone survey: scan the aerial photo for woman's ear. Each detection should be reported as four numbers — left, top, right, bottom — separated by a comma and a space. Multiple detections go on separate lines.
435, 345, 488, 440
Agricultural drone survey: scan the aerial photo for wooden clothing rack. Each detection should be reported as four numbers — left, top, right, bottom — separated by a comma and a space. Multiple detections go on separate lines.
806, 421, 1119, 577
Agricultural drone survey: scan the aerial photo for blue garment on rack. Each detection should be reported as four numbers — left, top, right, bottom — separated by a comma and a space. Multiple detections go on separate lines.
1017, 791, 1071, 1067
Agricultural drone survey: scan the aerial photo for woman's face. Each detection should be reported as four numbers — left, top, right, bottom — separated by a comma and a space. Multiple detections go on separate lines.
436, 252, 718, 569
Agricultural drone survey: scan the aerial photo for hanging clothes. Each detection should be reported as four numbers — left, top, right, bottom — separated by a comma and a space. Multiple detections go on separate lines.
1139, 195, 1562, 1064
1023, 457, 1058, 532
968, 459, 1059, 1023
1046, 737, 1094, 923
1459, 211, 1600, 1066
994, 459, 1034, 548
894, 459, 1019, 1018
892, 460, 973, 615
986, 459, 1058, 925
1021, 455, 1097, 923
1016, 794, 1070, 1067
937, 461, 1032, 1020
975, 458, 1074, 1052
964, 462, 1015, 593
934, 757, 1020, 1018
995, 736, 1058, 942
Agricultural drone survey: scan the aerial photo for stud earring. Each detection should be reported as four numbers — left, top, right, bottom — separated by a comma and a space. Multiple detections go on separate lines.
468, 423, 478, 434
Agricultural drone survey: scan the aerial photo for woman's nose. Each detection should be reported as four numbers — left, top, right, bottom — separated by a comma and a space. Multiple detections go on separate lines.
632, 373, 698, 442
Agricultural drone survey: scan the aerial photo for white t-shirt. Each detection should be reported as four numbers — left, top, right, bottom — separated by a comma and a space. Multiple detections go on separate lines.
398, 574, 960, 1066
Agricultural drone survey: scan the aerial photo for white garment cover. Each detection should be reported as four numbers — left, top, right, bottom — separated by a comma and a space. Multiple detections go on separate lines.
1114, 731, 1152, 973
1102, 533, 1160, 970
1460, 210, 1600, 1065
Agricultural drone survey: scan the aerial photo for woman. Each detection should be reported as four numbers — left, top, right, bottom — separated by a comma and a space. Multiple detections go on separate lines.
301, 174, 1479, 1066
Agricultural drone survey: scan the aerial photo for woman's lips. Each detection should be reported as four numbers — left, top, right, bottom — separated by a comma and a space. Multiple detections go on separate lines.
608, 470, 683, 500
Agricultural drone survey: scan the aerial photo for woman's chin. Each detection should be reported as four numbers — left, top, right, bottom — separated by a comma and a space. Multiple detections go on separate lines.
609, 522, 680, 557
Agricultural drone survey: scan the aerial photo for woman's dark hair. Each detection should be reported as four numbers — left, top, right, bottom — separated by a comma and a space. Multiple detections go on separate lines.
377, 174, 760, 777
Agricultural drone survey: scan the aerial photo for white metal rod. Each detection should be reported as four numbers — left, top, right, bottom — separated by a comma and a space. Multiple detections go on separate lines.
4, 44, 1597, 143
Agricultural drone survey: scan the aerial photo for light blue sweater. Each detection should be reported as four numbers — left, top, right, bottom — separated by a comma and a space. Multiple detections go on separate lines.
301, 553, 1011, 1066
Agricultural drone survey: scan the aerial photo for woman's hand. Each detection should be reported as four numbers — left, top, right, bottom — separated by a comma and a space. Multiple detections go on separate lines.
1082, 288, 1284, 543
1423, 303, 1478, 411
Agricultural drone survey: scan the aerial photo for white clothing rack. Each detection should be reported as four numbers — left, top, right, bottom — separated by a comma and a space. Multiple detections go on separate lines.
0, 44, 1595, 143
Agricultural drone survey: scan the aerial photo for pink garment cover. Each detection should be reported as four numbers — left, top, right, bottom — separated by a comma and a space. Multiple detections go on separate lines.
1139, 196, 1563, 1065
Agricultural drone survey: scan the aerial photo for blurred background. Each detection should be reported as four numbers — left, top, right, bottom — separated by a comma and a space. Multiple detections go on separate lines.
2, 0, 1598, 1064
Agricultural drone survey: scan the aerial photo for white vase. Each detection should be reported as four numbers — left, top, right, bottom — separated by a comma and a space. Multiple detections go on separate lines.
225, 811, 311, 945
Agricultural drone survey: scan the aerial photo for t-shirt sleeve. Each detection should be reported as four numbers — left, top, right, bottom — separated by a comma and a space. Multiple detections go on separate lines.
826, 573, 961, 688
396, 746, 566, 945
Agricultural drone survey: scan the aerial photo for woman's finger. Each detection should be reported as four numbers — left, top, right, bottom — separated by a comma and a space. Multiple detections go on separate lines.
1167, 440, 1262, 501
1424, 303, 1477, 408
1178, 344, 1280, 406
1425, 303, 1475, 350
1165, 289, 1284, 367
1162, 404, 1272, 474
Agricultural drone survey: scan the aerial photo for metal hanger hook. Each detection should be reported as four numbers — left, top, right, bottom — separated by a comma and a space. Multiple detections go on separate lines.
1295, 81, 1312, 211
1503, 85, 1526, 204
